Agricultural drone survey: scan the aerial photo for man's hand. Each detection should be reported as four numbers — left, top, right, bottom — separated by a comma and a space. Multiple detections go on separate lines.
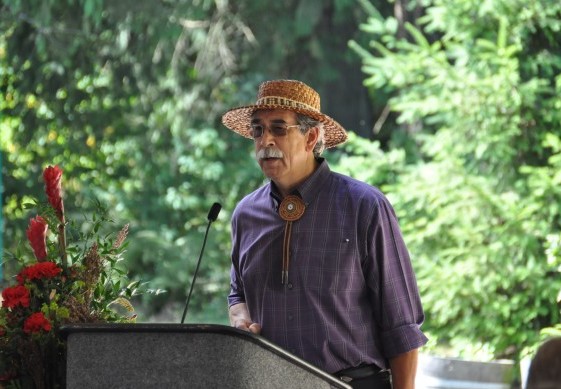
229, 303, 261, 334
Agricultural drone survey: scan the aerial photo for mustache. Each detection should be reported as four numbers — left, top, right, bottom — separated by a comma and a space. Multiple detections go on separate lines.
256, 148, 284, 159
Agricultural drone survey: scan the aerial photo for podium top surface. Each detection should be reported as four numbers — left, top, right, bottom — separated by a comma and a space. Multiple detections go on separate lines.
61, 323, 351, 389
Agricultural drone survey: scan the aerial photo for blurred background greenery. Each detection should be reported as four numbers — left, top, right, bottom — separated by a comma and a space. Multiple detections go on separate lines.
1, 0, 560, 366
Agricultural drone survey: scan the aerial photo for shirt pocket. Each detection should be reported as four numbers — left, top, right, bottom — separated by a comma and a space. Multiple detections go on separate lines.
293, 228, 365, 292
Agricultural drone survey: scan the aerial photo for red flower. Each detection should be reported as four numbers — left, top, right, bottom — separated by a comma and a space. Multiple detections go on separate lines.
0, 326, 5, 336
1, 285, 30, 309
16, 262, 62, 284
43, 165, 64, 221
23, 312, 52, 334
26, 216, 49, 261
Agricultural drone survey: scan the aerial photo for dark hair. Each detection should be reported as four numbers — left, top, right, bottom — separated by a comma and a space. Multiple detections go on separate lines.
526, 338, 561, 389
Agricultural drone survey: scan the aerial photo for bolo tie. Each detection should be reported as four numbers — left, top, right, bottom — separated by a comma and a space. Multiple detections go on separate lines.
278, 194, 306, 285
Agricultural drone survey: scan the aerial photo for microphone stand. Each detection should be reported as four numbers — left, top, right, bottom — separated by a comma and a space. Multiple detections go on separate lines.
180, 203, 221, 324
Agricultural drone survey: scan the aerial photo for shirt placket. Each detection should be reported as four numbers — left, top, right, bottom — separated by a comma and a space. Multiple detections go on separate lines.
284, 220, 301, 356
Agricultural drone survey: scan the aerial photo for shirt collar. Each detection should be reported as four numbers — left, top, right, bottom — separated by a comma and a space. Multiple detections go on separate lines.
268, 158, 331, 207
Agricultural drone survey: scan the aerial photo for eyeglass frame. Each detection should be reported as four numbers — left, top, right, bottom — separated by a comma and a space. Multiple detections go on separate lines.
249, 122, 301, 139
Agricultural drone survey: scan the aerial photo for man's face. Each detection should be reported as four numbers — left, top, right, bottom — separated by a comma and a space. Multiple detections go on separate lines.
251, 109, 317, 190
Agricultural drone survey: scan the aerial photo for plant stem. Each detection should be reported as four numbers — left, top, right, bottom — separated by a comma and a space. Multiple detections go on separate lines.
58, 217, 67, 270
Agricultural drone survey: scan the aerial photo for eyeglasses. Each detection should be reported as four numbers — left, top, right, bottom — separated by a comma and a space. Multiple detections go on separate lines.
250, 123, 300, 139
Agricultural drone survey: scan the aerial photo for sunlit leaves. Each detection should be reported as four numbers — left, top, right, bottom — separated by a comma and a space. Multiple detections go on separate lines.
352, 0, 561, 359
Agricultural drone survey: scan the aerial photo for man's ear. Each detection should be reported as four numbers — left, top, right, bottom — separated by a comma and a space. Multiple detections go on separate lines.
305, 127, 319, 152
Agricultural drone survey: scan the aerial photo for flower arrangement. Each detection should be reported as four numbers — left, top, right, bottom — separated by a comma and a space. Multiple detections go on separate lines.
0, 165, 140, 388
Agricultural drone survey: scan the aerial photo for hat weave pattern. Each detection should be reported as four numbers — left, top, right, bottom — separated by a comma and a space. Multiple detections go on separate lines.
222, 80, 347, 148
256, 96, 317, 112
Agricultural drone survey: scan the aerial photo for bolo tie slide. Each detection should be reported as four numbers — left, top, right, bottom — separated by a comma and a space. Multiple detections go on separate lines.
278, 195, 305, 285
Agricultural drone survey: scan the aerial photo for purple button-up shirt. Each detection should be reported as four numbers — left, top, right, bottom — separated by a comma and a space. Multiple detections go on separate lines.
228, 160, 427, 373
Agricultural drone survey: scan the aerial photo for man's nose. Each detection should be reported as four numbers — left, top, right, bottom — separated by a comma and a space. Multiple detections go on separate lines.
259, 127, 276, 147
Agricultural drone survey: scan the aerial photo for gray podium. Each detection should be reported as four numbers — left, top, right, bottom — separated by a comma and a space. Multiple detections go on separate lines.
61, 323, 351, 389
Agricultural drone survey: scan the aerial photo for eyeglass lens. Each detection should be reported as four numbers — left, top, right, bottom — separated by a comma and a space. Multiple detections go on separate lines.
250, 124, 298, 138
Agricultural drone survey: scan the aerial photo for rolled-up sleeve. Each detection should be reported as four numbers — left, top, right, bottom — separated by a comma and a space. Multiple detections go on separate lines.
366, 195, 428, 358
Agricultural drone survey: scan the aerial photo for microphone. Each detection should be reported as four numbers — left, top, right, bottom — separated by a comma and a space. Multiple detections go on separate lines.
207, 202, 222, 223
180, 202, 222, 324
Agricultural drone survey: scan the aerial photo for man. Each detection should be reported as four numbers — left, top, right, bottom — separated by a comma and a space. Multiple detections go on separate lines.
222, 79, 427, 389
526, 337, 561, 389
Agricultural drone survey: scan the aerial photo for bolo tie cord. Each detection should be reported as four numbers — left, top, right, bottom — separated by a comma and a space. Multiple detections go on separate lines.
282, 221, 292, 285
278, 195, 305, 285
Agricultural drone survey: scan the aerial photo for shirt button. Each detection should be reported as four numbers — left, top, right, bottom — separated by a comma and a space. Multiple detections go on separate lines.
287, 282, 293, 289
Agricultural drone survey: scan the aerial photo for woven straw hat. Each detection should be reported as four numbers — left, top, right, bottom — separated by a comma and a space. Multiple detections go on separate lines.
222, 79, 347, 148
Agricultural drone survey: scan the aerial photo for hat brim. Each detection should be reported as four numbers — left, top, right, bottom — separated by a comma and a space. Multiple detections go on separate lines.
222, 104, 348, 148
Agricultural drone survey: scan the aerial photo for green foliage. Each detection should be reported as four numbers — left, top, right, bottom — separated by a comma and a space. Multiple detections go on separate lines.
331, 131, 406, 187
1, 0, 373, 324
0, 0, 263, 322
6, 0, 561, 365
352, 0, 561, 360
